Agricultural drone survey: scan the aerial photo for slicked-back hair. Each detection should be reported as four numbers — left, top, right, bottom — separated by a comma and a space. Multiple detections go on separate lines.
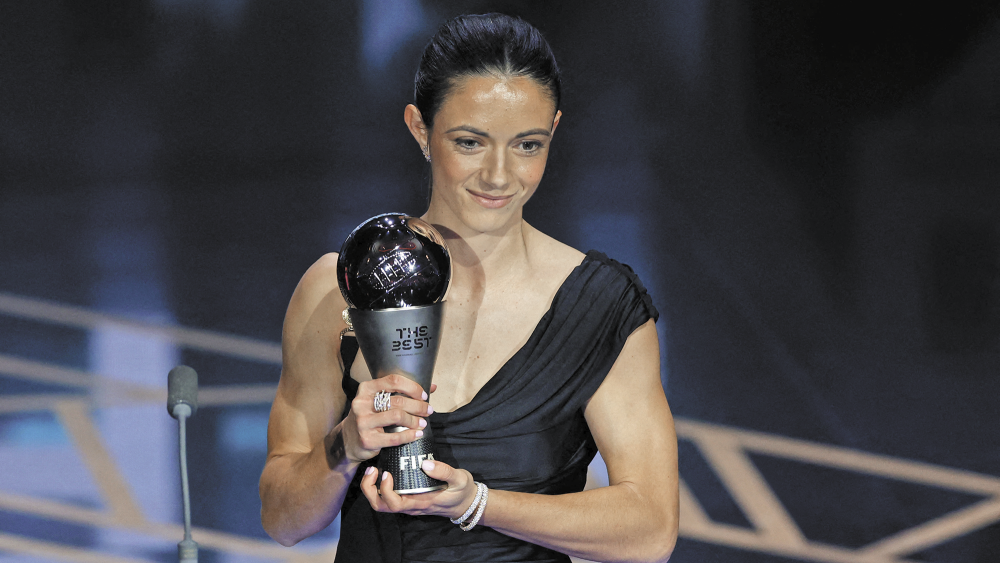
414, 13, 561, 130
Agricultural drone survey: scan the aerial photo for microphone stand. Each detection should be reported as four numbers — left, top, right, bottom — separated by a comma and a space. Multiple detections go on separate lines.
174, 403, 198, 563
168, 365, 199, 563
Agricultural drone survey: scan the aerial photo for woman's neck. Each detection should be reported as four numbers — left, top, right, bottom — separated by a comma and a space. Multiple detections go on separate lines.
424, 214, 533, 289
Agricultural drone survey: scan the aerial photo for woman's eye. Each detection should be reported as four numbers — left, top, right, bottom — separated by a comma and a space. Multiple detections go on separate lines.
519, 140, 543, 152
456, 138, 480, 150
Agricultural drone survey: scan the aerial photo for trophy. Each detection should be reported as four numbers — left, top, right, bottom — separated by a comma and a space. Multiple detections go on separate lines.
337, 213, 450, 494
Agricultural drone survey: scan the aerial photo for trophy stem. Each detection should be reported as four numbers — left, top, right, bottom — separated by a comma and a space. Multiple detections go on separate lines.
350, 302, 447, 494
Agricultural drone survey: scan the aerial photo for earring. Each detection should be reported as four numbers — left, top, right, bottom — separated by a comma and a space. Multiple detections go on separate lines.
422, 146, 431, 162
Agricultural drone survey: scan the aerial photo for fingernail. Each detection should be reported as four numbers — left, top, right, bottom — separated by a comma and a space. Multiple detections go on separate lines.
427, 404, 434, 415
422, 460, 435, 471
422, 391, 428, 401
418, 418, 427, 428
365, 466, 375, 475
415, 429, 424, 438
382, 471, 390, 481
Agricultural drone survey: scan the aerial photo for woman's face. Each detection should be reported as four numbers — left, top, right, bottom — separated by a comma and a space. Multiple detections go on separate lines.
409, 75, 560, 236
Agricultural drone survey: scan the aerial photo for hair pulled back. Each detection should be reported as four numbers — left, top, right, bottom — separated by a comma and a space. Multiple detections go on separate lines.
414, 13, 561, 130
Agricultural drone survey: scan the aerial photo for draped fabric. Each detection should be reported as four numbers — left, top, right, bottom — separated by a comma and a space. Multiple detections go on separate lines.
334, 251, 658, 563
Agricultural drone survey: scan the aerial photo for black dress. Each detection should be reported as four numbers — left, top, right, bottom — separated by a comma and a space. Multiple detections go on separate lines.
335, 251, 659, 563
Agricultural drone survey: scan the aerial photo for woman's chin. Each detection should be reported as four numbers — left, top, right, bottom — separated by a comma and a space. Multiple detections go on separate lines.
456, 208, 523, 236
426, 195, 526, 237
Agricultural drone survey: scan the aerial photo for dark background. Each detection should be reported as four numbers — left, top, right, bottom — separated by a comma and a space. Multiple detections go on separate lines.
2, 1, 999, 561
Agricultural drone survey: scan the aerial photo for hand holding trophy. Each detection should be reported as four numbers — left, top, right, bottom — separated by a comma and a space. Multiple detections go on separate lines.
337, 213, 450, 493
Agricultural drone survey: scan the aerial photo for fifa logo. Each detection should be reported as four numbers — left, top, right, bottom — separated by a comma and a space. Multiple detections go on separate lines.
398, 453, 435, 471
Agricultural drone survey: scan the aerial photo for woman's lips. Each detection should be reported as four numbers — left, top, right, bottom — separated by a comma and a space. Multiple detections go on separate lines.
468, 190, 513, 209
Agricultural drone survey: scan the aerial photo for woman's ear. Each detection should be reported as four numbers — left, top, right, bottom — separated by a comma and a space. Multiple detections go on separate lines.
404, 104, 430, 150
550, 110, 562, 138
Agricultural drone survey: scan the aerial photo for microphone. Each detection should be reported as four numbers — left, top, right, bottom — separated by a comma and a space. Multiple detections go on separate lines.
168, 365, 198, 419
167, 365, 199, 563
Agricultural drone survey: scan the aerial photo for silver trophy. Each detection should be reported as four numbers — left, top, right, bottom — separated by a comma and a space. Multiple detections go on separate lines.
337, 213, 450, 494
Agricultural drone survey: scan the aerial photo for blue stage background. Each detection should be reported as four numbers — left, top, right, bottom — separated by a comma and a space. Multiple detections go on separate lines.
1, 1, 999, 562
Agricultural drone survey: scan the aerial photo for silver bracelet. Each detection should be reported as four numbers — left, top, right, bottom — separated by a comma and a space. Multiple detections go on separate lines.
460, 483, 489, 531
450, 482, 485, 525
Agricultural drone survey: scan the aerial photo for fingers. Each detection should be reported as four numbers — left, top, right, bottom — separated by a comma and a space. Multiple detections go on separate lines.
384, 393, 434, 417
360, 465, 409, 513
360, 466, 390, 512
373, 468, 439, 514
370, 374, 428, 401
368, 403, 427, 430
345, 374, 433, 465
363, 460, 477, 520
378, 470, 400, 504
361, 460, 481, 521
356, 393, 429, 432
419, 461, 479, 521
352, 376, 433, 420
419, 459, 456, 483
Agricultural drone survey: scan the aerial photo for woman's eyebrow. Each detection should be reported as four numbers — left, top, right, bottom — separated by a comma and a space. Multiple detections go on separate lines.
444, 126, 552, 138
444, 125, 490, 136
515, 128, 552, 138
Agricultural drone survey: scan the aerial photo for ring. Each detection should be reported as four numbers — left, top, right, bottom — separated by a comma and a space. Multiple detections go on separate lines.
373, 390, 391, 413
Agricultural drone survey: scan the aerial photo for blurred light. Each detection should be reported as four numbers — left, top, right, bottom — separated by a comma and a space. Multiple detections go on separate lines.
0, 413, 68, 447
655, 0, 709, 88
86, 186, 180, 547
219, 408, 270, 453
361, 0, 427, 72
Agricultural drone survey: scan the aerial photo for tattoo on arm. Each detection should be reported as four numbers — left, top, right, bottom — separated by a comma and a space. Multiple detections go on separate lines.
328, 429, 347, 467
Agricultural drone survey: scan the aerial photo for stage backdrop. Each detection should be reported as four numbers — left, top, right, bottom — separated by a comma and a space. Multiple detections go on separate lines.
1, 1, 999, 562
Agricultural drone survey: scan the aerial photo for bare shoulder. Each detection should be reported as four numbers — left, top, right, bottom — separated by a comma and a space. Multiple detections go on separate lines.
269, 252, 349, 455
292, 252, 341, 305
281, 251, 348, 372
281, 252, 348, 377
284, 253, 344, 339
522, 222, 586, 281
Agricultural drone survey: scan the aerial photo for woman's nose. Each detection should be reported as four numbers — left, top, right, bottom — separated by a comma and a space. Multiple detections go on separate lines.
481, 148, 510, 190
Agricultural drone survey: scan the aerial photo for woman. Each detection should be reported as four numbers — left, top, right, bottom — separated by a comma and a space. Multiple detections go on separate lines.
260, 13, 678, 563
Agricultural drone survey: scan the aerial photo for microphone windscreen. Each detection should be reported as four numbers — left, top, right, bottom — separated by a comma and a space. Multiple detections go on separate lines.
168, 365, 199, 418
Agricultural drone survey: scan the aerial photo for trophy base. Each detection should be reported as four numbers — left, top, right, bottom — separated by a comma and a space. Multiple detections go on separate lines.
377, 432, 447, 495
392, 484, 447, 495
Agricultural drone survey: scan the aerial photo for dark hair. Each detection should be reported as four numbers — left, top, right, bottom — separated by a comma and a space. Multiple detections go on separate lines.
414, 13, 561, 129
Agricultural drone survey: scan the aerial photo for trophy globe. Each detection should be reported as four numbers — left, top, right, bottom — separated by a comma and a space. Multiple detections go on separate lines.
337, 213, 450, 310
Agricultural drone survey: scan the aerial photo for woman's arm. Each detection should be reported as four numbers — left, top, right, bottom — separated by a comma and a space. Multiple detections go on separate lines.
485, 319, 678, 561
361, 319, 678, 563
259, 253, 431, 546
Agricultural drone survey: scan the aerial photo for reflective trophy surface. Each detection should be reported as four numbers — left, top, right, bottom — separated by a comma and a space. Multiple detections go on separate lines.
337, 213, 450, 494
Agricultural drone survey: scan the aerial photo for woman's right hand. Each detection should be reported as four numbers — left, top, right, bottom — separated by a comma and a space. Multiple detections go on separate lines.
341, 374, 435, 464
